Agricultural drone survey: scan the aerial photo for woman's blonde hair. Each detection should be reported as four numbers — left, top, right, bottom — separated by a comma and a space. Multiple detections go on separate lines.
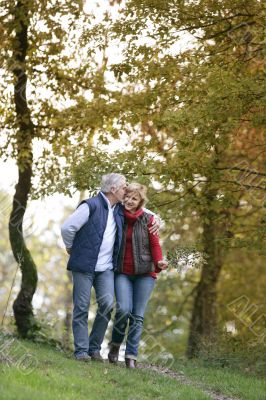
126, 182, 148, 209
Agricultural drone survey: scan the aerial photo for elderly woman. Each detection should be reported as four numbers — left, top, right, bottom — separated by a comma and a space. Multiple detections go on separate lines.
108, 183, 168, 368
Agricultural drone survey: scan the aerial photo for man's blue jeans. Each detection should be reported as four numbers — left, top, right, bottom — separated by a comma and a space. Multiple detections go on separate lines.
72, 270, 114, 357
111, 273, 155, 360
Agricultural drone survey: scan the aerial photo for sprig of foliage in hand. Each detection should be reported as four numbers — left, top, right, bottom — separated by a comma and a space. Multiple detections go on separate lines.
166, 245, 207, 273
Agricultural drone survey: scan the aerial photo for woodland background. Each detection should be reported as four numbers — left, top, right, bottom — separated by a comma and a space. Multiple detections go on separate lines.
0, 0, 265, 376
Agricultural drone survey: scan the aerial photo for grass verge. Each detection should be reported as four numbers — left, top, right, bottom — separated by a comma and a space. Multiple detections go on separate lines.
0, 336, 210, 400
171, 359, 266, 400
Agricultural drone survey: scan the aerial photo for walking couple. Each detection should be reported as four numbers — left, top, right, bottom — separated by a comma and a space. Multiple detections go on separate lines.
61, 173, 168, 368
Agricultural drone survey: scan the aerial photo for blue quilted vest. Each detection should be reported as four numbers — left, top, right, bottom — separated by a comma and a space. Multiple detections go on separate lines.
67, 193, 124, 273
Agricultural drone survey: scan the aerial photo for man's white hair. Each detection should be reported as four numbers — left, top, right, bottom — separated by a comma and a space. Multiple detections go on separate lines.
101, 173, 126, 193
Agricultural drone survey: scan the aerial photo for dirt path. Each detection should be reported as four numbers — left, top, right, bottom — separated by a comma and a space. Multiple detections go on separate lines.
136, 363, 239, 400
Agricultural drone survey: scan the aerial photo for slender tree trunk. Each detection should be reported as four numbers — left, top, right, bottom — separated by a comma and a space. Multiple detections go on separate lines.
9, 0, 38, 338
187, 184, 225, 358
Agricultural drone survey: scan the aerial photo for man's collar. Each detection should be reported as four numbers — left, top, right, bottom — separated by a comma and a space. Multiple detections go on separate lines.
100, 191, 116, 209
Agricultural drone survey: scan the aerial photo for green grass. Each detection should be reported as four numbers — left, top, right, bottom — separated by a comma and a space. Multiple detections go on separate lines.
0, 338, 211, 400
172, 359, 266, 400
1, 337, 265, 400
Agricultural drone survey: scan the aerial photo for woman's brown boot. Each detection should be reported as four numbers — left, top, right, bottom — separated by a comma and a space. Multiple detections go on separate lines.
125, 358, 136, 369
108, 344, 120, 364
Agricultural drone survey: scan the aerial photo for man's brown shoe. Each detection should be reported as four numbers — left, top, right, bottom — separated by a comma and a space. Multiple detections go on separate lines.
125, 358, 136, 369
90, 351, 104, 362
74, 354, 91, 362
108, 344, 120, 364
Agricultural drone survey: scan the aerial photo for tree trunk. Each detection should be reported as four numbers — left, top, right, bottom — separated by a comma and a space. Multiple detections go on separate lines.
9, 0, 38, 338
186, 185, 225, 358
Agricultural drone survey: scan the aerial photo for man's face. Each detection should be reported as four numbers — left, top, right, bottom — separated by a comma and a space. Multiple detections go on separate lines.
112, 179, 127, 203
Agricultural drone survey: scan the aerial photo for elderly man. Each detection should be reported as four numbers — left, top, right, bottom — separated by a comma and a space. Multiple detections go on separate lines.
61, 173, 158, 361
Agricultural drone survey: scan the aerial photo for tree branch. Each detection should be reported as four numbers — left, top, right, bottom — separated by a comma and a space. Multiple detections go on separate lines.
216, 167, 266, 177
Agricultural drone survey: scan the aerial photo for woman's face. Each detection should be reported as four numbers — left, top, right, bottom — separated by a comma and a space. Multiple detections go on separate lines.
124, 191, 142, 213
